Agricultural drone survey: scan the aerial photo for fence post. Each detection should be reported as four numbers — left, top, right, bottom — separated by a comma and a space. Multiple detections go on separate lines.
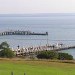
24, 72, 26, 75
11, 72, 14, 75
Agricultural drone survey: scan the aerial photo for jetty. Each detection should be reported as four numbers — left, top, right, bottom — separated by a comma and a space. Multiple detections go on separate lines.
0, 30, 48, 36
12, 43, 75, 56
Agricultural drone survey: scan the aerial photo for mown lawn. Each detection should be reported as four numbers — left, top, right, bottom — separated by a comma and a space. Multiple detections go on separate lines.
0, 59, 75, 75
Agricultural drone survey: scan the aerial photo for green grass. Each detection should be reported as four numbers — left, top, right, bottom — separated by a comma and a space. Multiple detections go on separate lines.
0, 59, 75, 75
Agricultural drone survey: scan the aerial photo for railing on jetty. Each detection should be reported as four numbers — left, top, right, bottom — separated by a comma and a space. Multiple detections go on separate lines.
0, 30, 48, 36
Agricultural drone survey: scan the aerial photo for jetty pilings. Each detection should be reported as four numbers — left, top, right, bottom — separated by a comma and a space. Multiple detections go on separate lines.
0, 30, 48, 36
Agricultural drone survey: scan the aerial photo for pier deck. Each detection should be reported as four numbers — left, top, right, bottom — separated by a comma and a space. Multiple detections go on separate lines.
50, 46, 75, 51
13, 45, 75, 56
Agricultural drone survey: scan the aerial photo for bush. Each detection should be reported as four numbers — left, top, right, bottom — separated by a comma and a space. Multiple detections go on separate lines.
37, 51, 73, 60
37, 51, 58, 59
58, 53, 73, 60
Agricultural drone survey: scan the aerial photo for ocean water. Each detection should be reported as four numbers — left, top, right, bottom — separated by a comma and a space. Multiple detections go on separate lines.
0, 13, 75, 58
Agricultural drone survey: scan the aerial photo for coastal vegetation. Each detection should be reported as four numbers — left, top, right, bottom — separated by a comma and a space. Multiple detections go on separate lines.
0, 42, 14, 58
37, 51, 73, 60
58, 53, 73, 60
37, 51, 58, 59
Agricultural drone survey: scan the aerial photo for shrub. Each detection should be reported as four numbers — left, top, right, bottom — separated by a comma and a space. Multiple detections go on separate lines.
58, 53, 73, 60
37, 51, 73, 60
37, 51, 58, 59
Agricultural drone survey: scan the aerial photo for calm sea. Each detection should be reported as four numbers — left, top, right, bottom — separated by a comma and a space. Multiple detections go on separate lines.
0, 13, 75, 58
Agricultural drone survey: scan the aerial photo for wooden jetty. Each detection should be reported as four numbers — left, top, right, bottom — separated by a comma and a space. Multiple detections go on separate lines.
0, 30, 48, 36
50, 46, 75, 51
12, 44, 75, 56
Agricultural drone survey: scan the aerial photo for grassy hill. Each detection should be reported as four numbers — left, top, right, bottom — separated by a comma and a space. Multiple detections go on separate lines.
0, 59, 75, 75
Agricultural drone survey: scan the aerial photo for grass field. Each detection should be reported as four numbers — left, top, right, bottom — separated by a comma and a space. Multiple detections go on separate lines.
0, 59, 75, 75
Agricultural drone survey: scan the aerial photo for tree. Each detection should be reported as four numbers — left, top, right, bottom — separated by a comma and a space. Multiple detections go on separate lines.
0, 41, 9, 49
0, 41, 14, 58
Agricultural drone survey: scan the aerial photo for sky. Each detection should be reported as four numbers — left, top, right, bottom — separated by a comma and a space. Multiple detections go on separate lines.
0, 0, 74, 14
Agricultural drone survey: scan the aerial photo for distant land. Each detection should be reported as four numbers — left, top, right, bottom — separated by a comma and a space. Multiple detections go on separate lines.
0, 13, 75, 17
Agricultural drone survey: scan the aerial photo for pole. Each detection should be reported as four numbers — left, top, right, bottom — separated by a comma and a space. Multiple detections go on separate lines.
24, 72, 26, 75
47, 35, 48, 46
11, 72, 13, 75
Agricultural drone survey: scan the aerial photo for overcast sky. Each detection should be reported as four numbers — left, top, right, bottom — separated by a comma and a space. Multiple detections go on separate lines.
0, 0, 74, 14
